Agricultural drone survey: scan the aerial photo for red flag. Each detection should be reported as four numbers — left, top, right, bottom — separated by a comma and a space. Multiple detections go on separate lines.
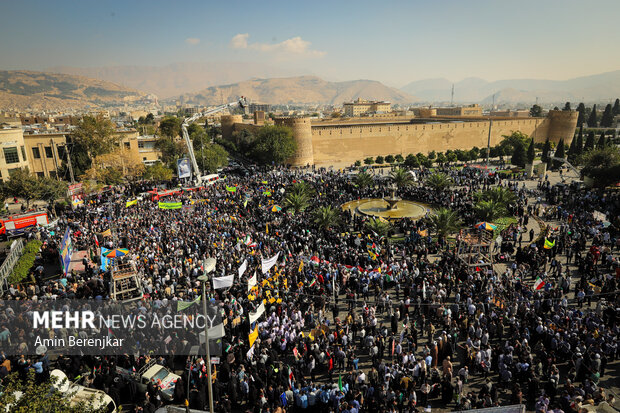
94, 234, 99, 247
475, 266, 481, 272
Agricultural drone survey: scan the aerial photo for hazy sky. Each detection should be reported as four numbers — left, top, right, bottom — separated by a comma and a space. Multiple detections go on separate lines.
1, 0, 619, 87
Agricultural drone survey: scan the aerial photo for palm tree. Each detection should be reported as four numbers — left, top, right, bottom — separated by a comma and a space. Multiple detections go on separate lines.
313, 205, 341, 231
474, 200, 506, 222
353, 172, 374, 189
390, 168, 413, 189
364, 218, 392, 237
290, 181, 315, 198
283, 192, 310, 213
474, 187, 517, 209
429, 208, 462, 242
425, 173, 453, 192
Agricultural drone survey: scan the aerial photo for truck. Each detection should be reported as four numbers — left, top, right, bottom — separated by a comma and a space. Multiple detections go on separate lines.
0, 210, 49, 238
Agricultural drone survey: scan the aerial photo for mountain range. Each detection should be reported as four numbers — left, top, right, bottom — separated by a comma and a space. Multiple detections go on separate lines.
48, 62, 296, 99
0, 70, 143, 111
177, 75, 416, 106
401, 70, 620, 104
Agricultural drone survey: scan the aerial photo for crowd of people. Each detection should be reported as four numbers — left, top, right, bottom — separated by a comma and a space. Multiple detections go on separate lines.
0, 163, 618, 413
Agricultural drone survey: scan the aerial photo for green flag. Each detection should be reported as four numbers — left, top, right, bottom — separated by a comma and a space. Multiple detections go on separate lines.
125, 199, 138, 207
226, 186, 237, 193
338, 373, 343, 391
159, 201, 182, 209
177, 296, 201, 311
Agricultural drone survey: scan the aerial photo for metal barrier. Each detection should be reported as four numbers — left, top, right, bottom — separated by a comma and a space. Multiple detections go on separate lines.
0, 238, 25, 293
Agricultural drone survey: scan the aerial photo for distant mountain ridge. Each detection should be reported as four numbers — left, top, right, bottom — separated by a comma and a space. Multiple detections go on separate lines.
0, 70, 144, 111
177, 75, 418, 105
401, 70, 620, 104
48, 62, 296, 99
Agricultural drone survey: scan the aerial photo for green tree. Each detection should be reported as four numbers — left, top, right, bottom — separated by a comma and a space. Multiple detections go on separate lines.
199, 143, 228, 174
530, 104, 543, 117
469, 147, 480, 161
0, 371, 108, 413
34, 177, 68, 214
395, 154, 404, 163
563, 102, 571, 111
159, 116, 182, 139
404, 154, 419, 167
71, 115, 118, 159
584, 131, 596, 151
511, 141, 527, 168
390, 168, 413, 189
364, 218, 392, 237
587, 104, 598, 127
613, 98, 620, 116
155, 136, 187, 169
231, 129, 255, 156
575, 125, 584, 156
552, 139, 565, 169
567, 135, 577, 162
479, 147, 489, 160
364, 157, 374, 165
250, 125, 296, 165
143, 161, 173, 181
4, 168, 38, 208
597, 131, 606, 149
385, 154, 395, 163
354, 172, 374, 189
474, 199, 506, 221
375, 155, 385, 164
313, 205, 341, 231
600, 104, 614, 127
576, 103, 586, 126
290, 181, 316, 198
475, 187, 517, 210
425, 173, 453, 192
580, 146, 620, 187
354, 160, 362, 167
446, 151, 457, 164
428, 150, 436, 160
284, 191, 310, 213
526, 138, 536, 164
429, 208, 462, 243
541, 138, 551, 163
436, 152, 447, 165
500, 131, 530, 156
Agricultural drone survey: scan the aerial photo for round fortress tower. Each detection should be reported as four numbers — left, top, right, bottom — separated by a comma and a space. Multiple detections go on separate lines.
546, 110, 578, 145
275, 117, 314, 167
220, 114, 243, 140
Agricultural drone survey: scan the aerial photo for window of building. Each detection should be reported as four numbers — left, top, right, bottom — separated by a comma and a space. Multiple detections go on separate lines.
124, 142, 131, 149
3, 147, 19, 164
36, 172, 45, 178
20, 146, 26, 161
32, 147, 41, 159
138, 141, 145, 148
57, 146, 66, 160
44, 146, 53, 158
49, 171, 57, 178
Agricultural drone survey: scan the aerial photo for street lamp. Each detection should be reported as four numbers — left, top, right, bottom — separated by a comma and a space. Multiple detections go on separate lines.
198, 257, 216, 413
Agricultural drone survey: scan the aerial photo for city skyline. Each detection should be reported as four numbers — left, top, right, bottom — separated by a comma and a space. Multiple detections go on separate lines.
1, 0, 619, 88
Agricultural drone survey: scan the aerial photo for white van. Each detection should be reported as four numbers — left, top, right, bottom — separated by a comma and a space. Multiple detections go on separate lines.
50, 369, 117, 413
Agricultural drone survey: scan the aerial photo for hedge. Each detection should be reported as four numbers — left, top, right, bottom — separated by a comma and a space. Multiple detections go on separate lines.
8, 239, 42, 284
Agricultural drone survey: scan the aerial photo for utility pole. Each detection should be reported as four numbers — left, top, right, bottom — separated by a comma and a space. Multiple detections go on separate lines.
486, 118, 493, 168
198, 258, 216, 413
65, 144, 75, 184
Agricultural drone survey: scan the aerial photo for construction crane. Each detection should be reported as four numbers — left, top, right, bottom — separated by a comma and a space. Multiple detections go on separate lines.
181, 97, 247, 184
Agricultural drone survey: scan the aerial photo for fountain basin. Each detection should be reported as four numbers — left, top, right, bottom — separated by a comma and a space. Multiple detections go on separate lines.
342, 198, 428, 219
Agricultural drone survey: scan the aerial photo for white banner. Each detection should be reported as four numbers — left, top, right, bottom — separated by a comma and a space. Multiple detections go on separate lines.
199, 323, 225, 343
212, 274, 234, 289
239, 259, 248, 278
249, 302, 265, 324
247, 271, 257, 291
261, 252, 280, 274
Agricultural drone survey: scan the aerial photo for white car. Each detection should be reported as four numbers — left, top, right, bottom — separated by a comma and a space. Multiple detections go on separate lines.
50, 369, 117, 412
139, 360, 181, 402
